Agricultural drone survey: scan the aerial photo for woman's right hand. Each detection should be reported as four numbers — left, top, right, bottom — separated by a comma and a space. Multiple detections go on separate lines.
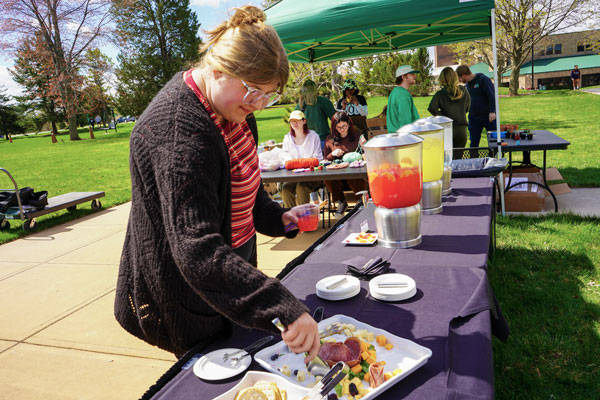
332, 149, 344, 158
281, 312, 320, 363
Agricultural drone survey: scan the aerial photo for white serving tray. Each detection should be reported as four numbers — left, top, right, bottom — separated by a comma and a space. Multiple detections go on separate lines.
254, 315, 432, 400
213, 370, 310, 400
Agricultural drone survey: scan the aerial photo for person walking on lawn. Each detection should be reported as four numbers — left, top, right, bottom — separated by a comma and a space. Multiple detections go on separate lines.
387, 65, 420, 133
571, 65, 581, 90
456, 65, 496, 148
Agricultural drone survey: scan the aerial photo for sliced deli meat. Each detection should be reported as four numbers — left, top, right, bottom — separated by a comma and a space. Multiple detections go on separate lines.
369, 362, 385, 388
318, 337, 362, 367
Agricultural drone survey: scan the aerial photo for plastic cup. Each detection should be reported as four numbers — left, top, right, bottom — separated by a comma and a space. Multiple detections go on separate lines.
293, 203, 319, 232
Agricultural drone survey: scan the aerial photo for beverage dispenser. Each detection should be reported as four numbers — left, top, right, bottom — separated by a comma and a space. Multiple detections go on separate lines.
399, 122, 445, 214
421, 116, 453, 195
363, 133, 424, 248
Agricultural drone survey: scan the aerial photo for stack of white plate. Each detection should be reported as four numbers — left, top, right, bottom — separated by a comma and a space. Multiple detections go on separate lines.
315, 275, 361, 301
369, 273, 417, 302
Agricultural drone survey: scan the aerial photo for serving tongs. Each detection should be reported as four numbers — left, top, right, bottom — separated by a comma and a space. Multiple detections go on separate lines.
305, 361, 347, 400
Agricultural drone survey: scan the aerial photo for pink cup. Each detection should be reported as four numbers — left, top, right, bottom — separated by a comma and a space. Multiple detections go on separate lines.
293, 203, 319, 232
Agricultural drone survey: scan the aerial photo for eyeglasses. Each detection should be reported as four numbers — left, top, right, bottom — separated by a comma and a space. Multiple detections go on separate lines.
240, 80, 281, 108
336, 123, 349, 130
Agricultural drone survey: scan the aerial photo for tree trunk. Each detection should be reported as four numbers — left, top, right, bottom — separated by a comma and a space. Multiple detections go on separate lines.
51, 121, 58, 143
509, 68, 521, 96
68, 115, 80, 140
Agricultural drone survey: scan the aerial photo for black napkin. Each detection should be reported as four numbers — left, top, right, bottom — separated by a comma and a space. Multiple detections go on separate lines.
344, 256, 389, 280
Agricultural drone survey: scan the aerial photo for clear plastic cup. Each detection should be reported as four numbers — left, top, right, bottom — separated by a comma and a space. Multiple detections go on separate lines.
292, 203, 319, 232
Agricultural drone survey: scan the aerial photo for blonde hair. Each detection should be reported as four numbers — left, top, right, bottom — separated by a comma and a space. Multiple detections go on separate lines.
439, 67, 463, 100
298, 79, 318, 107
200, 6, 289, 92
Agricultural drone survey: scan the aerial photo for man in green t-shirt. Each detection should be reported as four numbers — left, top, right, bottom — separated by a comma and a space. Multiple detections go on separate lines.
387, 65, 420, 133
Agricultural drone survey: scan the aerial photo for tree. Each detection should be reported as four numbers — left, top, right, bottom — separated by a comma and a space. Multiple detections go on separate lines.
449, 0, 596, 95
80, 48, 113, 123
447, 39, 510, 82
10, 31, 64, 142
112, 0, 202, 117
411, 48, 433, 96
369, 52, 412, 97
0, 0, 113, 140
0, 86, 25, 140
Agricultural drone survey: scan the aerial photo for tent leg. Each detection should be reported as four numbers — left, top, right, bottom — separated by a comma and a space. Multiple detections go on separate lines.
491, 8, 505, 215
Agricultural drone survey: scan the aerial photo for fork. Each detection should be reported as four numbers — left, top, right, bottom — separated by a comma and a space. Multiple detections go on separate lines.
319, 322, 343, 339
222, 335, 274, 363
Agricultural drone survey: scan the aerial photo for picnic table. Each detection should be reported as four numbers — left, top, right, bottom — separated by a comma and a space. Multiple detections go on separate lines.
487, 129, 570, 211
140, 177, 508, 400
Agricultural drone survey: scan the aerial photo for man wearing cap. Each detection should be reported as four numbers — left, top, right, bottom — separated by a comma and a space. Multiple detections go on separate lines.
456, 65, 496, 148
387, 65, 420, 133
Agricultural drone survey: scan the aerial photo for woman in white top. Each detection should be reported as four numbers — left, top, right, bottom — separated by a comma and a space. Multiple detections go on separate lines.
281, 110, 324, 207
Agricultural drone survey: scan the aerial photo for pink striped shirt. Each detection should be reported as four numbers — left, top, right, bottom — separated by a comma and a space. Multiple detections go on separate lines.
184, 70, 260, 248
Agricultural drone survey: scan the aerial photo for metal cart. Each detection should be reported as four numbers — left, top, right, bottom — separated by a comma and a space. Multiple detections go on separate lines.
0, 167, 105, 231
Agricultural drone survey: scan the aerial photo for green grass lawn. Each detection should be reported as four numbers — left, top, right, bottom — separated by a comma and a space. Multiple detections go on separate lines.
1, 90, 599, 398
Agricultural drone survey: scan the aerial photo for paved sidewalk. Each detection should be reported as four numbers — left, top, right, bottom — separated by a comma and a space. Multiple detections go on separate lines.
1, 188, 598, 399
0, 202, 330, 399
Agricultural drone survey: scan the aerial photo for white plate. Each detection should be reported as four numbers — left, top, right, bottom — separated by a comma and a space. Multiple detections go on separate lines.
316, 275, 361, 301
254, 315, 432, 399
342, 232, 378, 245
369, 273, 417, 302
193, 348, 252, 381
213, 370, 310, 400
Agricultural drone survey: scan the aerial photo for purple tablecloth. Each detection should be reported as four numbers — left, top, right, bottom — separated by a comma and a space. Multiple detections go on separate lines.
145, 177, 506, 400
304, 177, 495, 269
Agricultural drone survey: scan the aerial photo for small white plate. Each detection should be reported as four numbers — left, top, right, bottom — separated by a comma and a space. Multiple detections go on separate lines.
213, 370, 310, 400
316, 275, 361, 301
342, 232, 378, 245
369, 273, 417, 302
193, 348, 252, 381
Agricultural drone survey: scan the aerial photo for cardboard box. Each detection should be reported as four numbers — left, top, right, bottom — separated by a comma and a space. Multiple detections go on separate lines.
503, 171, 546, 212
507, 166, 571, 196
366, 117, 388, 140
545, 167, 571, 195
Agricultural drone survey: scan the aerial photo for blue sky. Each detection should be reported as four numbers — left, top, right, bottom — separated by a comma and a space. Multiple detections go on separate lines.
0, 0, 261, 96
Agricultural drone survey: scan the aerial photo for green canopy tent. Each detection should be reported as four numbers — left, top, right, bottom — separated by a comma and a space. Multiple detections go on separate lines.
265, 0, 494, 63
266, 0, 506, 213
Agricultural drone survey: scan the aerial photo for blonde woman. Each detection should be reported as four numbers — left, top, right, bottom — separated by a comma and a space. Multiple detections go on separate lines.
281, 110, 323, 207
115, 6, 320, 360
296, 79, 336, 149
428, 67, 471, 148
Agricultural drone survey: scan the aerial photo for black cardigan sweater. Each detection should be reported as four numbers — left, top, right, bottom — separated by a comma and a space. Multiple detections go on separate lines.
114, 72, 308, 356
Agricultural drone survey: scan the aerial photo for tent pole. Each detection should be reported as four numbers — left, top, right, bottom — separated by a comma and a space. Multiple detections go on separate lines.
310, 63, 315, 80
491, 8, 505, 215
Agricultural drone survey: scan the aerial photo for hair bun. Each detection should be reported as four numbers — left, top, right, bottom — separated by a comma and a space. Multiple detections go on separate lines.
228, 6, 266, 28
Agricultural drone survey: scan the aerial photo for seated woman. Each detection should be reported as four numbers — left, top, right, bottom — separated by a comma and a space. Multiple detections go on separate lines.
323, 112, 367, 218
281, 110, 324, 208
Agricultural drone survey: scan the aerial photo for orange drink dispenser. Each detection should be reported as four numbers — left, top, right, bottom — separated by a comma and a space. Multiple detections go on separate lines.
421, 116, 454, 195
399, 122, 445, 215
363, 132, 424, 248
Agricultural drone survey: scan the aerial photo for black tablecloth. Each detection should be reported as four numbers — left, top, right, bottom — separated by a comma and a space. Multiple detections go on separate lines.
144, 177, 508, 400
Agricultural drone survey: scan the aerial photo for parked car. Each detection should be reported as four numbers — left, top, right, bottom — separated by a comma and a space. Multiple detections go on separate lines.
116, 116, 127, 124
125, 116, 136, 122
